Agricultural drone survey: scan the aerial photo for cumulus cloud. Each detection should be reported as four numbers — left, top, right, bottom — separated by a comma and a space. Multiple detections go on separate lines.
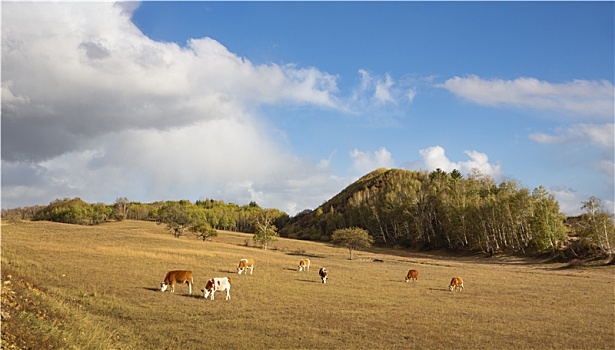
0, 2, 350, 213
439, 75, 614, 120
549, 187, 584, 216
1, 2, 343, 162
403, 146, 503, 181
350, 147, 395, 174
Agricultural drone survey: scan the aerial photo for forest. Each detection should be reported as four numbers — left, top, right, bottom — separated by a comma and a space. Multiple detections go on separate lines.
2, 168, 613, 260
281, 168, 614, 259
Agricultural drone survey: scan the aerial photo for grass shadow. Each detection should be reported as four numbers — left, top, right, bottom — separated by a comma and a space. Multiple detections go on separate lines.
181, 293, 202, 300
285, 252, 325, 258
298, 279, 320, 284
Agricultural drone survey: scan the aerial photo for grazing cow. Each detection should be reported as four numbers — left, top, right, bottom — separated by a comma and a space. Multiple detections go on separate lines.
405, 269, 419, 282
202, 277, 231, 300
298, 259, 311, 272
160, 270, 193, 294
319, 267, 328, 284
449, 277, 464, 292
237, 258, 254, 275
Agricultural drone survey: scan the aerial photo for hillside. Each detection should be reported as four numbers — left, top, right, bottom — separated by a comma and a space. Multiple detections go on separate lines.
280, 168, 613, 259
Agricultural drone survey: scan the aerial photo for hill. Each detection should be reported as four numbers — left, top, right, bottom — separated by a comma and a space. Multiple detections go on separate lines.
280, 168, 612, 259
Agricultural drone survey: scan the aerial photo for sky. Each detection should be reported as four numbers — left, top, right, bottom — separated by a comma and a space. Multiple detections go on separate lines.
2, 1, 614, 216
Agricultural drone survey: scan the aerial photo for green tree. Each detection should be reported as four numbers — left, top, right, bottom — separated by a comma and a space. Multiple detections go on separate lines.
252, 209, 280, 249
190, 222, 219, 241
157, 201, 199, 238
530, 186, 567, 253
331, 227, 374, 260
580, 196, 614, 259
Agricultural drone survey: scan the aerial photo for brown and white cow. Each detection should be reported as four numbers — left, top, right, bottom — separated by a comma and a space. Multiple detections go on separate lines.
405, 269, 419, 282
449, 277, 464, 292
160, 270, 193, 294
298, 259, 311, 272
237, 258, 254, 275
319, 267, 328, 284
202, 277, 231, 300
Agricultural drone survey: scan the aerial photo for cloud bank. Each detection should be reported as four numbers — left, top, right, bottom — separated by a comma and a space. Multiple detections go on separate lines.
1, 2, 349, 214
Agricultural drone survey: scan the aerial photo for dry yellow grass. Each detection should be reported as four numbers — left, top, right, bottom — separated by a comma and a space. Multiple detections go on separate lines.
2, 220, 613, 349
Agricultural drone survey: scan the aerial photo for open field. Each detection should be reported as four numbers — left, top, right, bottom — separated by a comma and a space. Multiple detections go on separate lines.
2, 220, 614, 349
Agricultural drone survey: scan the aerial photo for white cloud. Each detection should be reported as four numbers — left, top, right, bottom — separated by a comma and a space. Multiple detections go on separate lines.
529, 123, 614, 182
549, 187, 614, 216
529, 123, 614, 148
549, 187, 584, 216
404, 146, 503, 182
1, 2, 344, 162
350, 147, 395, 174
374, 74, 396, 105
354, 69, 411, 106
439, 75, 614, 120
406, 88, 417, 103
0, 2, 352, 214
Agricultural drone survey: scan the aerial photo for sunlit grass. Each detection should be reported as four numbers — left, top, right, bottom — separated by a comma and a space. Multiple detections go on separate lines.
2, 220, 613, 349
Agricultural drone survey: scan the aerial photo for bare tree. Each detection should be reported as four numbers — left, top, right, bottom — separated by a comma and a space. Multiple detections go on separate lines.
114, 197, 130, 221
252, 209, 279, 249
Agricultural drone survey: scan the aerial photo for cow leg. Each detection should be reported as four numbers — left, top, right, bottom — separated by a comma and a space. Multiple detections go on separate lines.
225, 289, 230, 300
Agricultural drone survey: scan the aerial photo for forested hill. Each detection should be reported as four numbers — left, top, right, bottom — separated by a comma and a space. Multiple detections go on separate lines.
280, 168, 572, 255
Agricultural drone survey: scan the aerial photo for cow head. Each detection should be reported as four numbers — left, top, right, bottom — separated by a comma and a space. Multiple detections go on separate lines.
237, 267, 244, 275
160, 283, 168, 292
202, 279, 214, 299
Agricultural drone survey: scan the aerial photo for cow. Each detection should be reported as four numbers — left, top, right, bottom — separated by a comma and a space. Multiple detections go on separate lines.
298, 259, 311, 272
405, 269, 419, 282
202, 277, 231, 300
160, 270, 193, 294
237, 258, 254, 275
319, 267, 328, 284
449, 277, 464, 292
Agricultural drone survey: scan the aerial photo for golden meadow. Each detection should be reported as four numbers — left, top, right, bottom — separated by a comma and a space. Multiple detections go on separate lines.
2, 220, 613, 349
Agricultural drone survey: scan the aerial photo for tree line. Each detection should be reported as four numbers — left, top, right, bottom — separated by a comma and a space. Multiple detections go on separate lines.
2, 168, 613, 259
3, 197, 288, 249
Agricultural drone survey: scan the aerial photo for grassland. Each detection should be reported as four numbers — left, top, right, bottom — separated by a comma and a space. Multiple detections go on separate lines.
2, 220, 613, 349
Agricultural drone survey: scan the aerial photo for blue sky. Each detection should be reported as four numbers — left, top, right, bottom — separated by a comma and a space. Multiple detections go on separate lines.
2, 1, 614, 216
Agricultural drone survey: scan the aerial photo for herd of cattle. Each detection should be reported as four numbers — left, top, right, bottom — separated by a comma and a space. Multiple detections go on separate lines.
160, 258, 464, 299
